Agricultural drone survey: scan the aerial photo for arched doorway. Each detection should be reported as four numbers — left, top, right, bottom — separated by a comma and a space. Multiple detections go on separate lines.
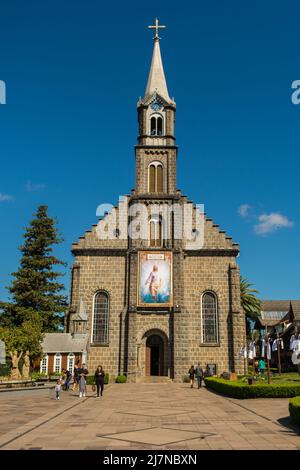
145, 334, 165, 376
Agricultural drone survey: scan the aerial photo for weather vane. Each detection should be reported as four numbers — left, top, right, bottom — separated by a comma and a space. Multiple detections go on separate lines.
148, 17, 166, 39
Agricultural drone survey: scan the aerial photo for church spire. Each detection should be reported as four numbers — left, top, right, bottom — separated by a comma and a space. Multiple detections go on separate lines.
144, 18, 171, 103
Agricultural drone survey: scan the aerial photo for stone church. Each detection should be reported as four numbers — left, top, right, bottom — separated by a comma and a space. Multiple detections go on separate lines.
65, 23, 246, 382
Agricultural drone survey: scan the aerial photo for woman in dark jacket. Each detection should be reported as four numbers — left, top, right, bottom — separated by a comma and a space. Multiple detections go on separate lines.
188, 365, 195, 388
94, 365, 105, 397
72, 360, 81, 391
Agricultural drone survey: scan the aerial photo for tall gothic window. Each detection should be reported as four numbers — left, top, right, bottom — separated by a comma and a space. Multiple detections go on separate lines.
40, 354, 48, 374
201, 292, 218, 344
92, 291, 109, 344
54, 353, 62, 373
67, 353, 75, 374
150, 115, 163, 136
148, 162, 163, 192
149, 217, 162, 247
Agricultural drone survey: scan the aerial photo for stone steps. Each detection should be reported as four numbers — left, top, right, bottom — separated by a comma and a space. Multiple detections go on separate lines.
137, 376, 172, 384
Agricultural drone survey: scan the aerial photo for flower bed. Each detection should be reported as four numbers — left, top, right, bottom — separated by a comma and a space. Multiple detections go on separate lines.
289, 397, 300, 425
204, 377, 300, 399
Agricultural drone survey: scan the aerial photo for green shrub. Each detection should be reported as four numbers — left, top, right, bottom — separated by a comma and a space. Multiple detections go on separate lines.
0, 363, 10, 377
86, 373, 109, 385
183, 375, 190, 383
115, 375, 127, 383
86, 375, 94, 386
289, 397, 300, 425
31, 371, 48, 381
204, 377, 300, 399
49, 374, 62, 382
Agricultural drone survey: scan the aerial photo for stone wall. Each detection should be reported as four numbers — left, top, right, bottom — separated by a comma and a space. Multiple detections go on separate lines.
181, 255, 245, 377
71, 254, 126, 378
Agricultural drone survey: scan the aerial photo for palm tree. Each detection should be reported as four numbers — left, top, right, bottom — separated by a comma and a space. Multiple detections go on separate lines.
240, 276, 261, 337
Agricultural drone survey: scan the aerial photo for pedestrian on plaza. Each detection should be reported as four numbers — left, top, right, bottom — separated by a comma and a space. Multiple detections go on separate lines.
258, 358, 266, 376
62, 368, 72, 391
204, 365, 212, 377
94, 365, 105, 397
195, 362, 204, 389
188, 365, 195, 388
78, 363, 89, 398
72, 360, 81, 392
55, 379, 61, 400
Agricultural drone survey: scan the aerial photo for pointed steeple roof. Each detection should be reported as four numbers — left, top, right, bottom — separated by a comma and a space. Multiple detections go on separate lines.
72, 298, 88, 321
145, 37, 171, 103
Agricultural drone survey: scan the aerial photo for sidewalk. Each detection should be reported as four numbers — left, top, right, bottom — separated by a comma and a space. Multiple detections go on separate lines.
0, 383, 299, 450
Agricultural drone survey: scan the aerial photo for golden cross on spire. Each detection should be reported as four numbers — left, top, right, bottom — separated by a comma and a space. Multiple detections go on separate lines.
148, 17, 166, 39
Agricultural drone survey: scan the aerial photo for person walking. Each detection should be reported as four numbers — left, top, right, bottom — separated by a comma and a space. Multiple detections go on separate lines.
62, 369, 72, 391
188, 365, 195, 388
258, 358, 266, 376
94, 365, 105, 397
55, 379, 61, 400
78, 363, 89, 398
72, 360, 81, 392
195, 363, 204, 389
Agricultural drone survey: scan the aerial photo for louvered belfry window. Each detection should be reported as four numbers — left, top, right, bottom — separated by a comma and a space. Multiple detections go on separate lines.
149, 162, 163, 193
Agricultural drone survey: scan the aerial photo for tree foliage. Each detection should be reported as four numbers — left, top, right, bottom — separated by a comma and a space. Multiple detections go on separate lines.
0, 205, 67, 334
240, 276, 261, 320
0, 206, 67, 361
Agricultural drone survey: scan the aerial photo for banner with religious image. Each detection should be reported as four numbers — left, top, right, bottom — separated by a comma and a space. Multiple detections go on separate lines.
137, 251, 173, 307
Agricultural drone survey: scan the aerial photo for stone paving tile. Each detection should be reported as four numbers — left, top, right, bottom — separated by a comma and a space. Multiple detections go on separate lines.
0, 383, 300, 450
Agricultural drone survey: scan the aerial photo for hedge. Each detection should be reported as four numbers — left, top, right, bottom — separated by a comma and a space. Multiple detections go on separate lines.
289, 397, 300, 425
115, 375, 127, 383
204, 377, 300, 399
86, 373, 109, 385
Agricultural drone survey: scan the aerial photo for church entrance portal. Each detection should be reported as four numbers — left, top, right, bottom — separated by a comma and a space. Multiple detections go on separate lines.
145, 334, 164, 376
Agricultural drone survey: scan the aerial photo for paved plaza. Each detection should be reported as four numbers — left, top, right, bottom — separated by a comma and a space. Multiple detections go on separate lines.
0, 383, 299, 450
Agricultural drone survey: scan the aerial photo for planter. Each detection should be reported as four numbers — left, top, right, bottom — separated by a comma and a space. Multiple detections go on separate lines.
247, 377, 256, 385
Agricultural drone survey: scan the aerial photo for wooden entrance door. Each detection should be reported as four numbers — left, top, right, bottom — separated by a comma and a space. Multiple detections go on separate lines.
145, 335, 164, 376
145, 343, 151, 376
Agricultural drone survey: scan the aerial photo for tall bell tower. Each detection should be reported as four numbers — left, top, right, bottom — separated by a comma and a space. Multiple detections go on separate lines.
135, 19, 178, 196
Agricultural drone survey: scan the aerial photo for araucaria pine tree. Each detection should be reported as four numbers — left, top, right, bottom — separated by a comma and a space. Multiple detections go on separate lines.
0, 205, 67, 333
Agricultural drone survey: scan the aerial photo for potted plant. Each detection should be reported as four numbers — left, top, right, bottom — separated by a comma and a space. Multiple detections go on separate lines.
247, 375, 256, 385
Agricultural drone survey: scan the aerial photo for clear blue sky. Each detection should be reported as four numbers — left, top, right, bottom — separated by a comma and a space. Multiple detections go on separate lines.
0, 0, 299, 301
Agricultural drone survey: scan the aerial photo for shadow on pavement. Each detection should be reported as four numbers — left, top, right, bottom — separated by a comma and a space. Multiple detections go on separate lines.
277, 416, 300, 436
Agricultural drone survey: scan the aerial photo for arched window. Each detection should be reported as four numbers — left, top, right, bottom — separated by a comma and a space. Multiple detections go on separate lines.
149, 216, 162, 247
157, 164, 163, 192
201, 292, 218, 344
40, 354, 48, 374
150, 114, 164, 136
148, 162, 163, 193
67, 353, 75, 374
157, 117, 163, 135
92, 291, 109, 344
150, 117, 156, 135
54, 353, 62, 373
149, 164, 156, 192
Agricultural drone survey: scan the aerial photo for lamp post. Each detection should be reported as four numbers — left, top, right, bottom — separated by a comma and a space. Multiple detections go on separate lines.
277, 332, 282, 375
265, 325, 271, 385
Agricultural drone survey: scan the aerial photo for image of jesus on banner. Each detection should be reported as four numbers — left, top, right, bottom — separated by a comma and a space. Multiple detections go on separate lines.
138, 252, 172, 306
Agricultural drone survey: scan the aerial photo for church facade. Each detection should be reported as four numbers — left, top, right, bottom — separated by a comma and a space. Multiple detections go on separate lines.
65, 26, 246, 382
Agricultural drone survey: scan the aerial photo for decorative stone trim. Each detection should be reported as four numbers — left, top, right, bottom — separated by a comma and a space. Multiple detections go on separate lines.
72, 248, 127, 256
184, 249, 239, 257
137, 326, 169, 344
